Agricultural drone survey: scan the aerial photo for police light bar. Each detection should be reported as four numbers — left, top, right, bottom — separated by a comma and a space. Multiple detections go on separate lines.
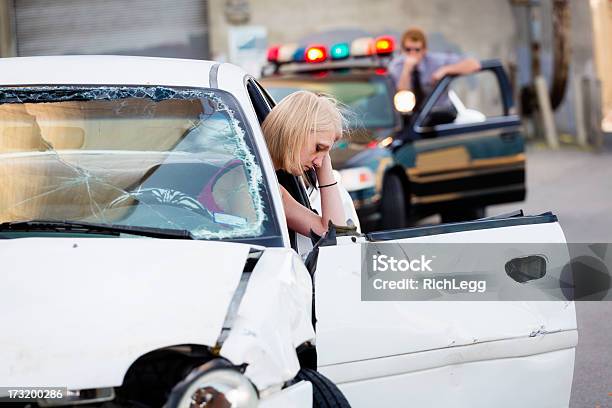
375, 36, 395, 55
305, 45, 327, 63
264, 34, 396, 70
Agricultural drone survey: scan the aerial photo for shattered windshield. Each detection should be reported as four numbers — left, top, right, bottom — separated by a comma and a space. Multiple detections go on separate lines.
0, 86, 275, 240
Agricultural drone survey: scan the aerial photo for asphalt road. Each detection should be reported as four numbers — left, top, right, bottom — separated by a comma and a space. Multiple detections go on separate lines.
489, 143, 612, 408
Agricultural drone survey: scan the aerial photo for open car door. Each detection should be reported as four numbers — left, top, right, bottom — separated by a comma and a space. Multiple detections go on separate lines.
313, 214, 576, 408
395, 60, 526, 221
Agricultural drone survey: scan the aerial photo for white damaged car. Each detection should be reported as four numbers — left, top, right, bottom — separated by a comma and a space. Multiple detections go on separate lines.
0, 56, 577, 408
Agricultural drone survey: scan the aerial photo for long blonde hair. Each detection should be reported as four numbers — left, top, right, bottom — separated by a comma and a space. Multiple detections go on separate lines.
262, 91, 345, 175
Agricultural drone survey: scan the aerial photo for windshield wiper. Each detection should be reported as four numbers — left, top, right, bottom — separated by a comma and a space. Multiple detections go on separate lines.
0, 220, 195, 239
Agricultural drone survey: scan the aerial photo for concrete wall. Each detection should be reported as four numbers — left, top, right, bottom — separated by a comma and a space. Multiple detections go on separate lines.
591, 0, 612, 131
209, 0, 516, 69
549, 0, 598, 137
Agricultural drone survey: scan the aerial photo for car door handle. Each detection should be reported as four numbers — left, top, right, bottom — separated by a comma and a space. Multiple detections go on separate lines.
505, 255, 547, 283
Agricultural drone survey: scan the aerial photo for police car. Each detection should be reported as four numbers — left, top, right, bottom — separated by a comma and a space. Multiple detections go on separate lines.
261, 37, 526, 231
0, 56, 574, 408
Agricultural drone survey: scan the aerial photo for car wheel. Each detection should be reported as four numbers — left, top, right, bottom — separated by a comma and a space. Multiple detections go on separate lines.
296, 368, 351, 408
380, 173, 407, 230
441, 207, 486, 223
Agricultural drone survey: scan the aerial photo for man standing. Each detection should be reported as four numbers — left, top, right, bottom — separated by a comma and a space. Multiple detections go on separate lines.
388, 27, 481, 112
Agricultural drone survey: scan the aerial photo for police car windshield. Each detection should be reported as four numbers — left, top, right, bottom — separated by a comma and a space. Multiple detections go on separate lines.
264, 75, 395, 129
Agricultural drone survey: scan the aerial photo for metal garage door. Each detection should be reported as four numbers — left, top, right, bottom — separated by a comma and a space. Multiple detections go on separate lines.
14, 0, 209, 59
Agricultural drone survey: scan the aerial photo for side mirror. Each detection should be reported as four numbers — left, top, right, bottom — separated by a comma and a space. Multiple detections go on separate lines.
393, 90, 416, 114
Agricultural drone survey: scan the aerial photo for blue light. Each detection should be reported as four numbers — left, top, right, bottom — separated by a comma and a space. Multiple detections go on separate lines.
293, 47, 307, 62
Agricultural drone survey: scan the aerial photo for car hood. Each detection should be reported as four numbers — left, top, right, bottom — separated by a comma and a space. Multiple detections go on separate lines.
0, 237, 313, 391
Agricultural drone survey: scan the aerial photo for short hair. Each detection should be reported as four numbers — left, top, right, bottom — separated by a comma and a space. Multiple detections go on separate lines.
261, 91, 345, 175
401, 27, 427, 49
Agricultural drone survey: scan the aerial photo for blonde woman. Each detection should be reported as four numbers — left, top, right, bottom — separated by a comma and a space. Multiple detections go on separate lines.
262, 91, 347, 237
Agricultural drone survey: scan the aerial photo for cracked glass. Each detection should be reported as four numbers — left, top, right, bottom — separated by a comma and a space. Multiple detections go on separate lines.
0, 86, 273, 240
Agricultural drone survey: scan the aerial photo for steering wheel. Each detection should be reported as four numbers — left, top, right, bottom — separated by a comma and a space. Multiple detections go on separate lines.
109, 187, 215, 219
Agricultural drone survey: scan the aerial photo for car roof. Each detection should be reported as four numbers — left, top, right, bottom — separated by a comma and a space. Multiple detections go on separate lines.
0, 55, 248, 89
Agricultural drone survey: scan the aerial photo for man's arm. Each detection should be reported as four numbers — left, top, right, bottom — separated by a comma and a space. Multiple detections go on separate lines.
397, 55, 419, 91
431, 57, 481, 82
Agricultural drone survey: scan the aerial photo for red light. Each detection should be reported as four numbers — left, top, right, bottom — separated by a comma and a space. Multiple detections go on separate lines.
375, 68, 387, 75
267, 45, 280, 62
305, 45, 327, 63
375, 36, 395, 55
367, 140, 378, 149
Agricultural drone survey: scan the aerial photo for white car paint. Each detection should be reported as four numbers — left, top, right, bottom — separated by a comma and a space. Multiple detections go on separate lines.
0, 55, 217, 88
0, 238, 247, 388
315, 223, 577, 407
259, 381, 312, 408
334, 348, 574, 408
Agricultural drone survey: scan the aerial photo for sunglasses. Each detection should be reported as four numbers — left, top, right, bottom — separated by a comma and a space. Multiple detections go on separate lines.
404, 47, 422, 53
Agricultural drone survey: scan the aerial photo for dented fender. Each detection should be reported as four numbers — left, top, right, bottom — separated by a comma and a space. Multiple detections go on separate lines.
220, 248, 315, 391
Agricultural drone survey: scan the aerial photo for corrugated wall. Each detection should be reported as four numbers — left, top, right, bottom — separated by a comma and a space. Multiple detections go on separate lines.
14, 0, 209, 59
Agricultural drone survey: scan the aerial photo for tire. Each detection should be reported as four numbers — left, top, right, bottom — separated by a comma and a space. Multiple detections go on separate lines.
380, 173, 407, 230
441, 206, 486, 223
296, 368, 352, 408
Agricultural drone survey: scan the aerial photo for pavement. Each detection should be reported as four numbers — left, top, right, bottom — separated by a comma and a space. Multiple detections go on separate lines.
489, 142, 612, 408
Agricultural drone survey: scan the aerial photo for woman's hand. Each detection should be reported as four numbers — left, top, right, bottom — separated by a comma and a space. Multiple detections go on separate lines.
315, 152, 335, 186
